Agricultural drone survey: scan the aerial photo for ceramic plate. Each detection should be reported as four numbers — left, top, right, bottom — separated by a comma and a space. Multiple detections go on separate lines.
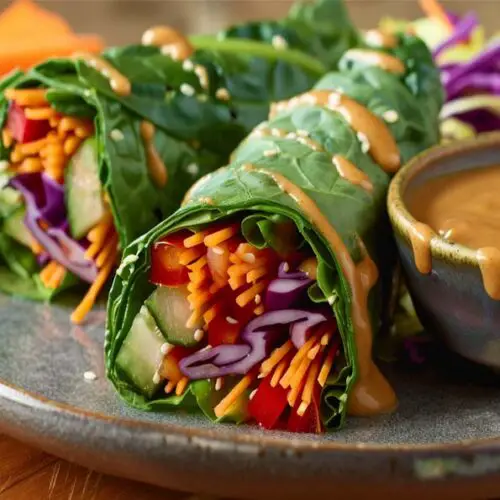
1, 292, 500, 499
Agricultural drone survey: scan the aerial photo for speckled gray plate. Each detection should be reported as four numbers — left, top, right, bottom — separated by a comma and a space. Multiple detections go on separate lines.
2, 293, 500, 499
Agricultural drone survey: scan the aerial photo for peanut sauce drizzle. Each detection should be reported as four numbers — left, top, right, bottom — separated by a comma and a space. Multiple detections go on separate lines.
407, 165, 500, 299
344, 48, 406, 75
73, 52, 131, 96
242, 163, 397, 416
140, 121, 168, 188
333, 155, 373, 193
271, 90, 401, 173
364, 29, 398, 49
141, 25, 194, 60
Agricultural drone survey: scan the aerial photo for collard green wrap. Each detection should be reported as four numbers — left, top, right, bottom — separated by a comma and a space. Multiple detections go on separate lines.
0, 0, 357, 300
106, 34, 443, 429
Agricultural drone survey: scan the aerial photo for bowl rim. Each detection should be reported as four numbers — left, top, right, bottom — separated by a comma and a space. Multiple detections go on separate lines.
387, 131, 500, 268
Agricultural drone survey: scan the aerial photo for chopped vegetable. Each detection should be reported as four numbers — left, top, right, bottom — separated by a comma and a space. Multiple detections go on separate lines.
248, 375, 288, 430
150, 233, 190, 287
7, 102, 50, 144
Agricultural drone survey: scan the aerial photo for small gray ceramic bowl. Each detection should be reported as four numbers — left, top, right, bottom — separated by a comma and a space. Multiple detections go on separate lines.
388, 132, 500, 369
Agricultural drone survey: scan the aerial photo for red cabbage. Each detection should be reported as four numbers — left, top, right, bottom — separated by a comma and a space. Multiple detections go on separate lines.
9, 173, 98, 283
180, 309, 329, 379
266, 262, 312, 311
433, 12, 478, 59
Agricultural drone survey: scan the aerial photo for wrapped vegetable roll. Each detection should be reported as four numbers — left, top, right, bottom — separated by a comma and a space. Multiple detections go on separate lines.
107, 33, 443, 432
0, 0, 355, 323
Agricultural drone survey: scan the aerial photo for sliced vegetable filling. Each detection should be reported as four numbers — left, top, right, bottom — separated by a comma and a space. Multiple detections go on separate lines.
119, 221, 343, 433
2, 88, 117, 323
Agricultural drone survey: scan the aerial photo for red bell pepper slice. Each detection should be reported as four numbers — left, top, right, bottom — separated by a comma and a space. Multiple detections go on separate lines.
287, 385, 323, 434
248, 376, 289, 430
7, 101, 51, 144
150, 231, 190, 287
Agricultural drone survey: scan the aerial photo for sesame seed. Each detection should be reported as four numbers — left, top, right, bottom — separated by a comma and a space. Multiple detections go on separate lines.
216, 88, 230, 101
194, 329, 204, 342
161, 45, 180, 60
297, 129, 309, 137
226, 316, 238, 325
272, 35, 288, 50
263, 149, 278, 157
242, 253, 256, 264
286, 132, 297, 139
180, 83, 195, 96
357, 132, 370, 153
382, 109, 399, 123
320, 334, 330, 346
271, 128, 284, 137
152, 371, 161, 384
186, 162, 199, 176
327, 295, 336, 305
303, 94, 317, 105
160, 342, 173, 355
212, 246, 224, 255
110, 129, 124, 142
84, 89, 92, 98
282, 262, 290, 272
194, 65, 209, 89
215, 377, 223, 391
328, 92, 341, 107
83, 371, 97, 382
249, 389, 258, 400
182, 59, 194, 71
255, 294, 261, 305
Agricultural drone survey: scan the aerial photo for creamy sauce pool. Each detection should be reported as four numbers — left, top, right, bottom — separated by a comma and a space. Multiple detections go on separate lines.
407, 165, 500, 299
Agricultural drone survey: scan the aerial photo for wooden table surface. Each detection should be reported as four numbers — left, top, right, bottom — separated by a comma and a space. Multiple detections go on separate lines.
0, 435, 211, 499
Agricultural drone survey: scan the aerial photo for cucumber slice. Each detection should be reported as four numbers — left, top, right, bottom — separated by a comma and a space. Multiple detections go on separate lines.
115, 306, 165, 398
4, 207, 31, 248
65, 137, 107, 240
146, 285, 201, 347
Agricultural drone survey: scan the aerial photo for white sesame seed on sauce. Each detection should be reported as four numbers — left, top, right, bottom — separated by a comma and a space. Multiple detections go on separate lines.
215, 377, 223, 391
297, 129, 309, 138
271, 128, 285, 137
242, 252, 256, 264
249, 389, 258, 400
255, 294, 262, 305
215, 88, 231, 101
272, 35, 289, 50
282, 262, 290, 272
160, 342, 173, 355
180, 83, 196, 96
84, 371, 97, 382
226, 316, 238, 325
182, 59, 194, 72
194, 329, 205, 342
263, 149, 278, 158
303, 94, 317, 105
286, 132, 297, 139
161, 45, 180, 60
186, 162, 199, 176
328, 92, 341, 108
110, 129, 124, 142
152, 371, 161, 384
212, 246, 224, 255
357, 131, 370, 154
382, 109, 399, 123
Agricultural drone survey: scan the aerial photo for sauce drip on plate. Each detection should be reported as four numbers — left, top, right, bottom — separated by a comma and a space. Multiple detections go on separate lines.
407, 165, 500, 299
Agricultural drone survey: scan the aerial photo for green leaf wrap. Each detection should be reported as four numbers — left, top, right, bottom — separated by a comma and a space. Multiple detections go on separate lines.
0, 1, 355, 297
106, 34, 443, 429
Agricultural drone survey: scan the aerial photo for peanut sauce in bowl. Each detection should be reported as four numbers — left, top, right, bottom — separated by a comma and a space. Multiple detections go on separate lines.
388, 132, 500, 368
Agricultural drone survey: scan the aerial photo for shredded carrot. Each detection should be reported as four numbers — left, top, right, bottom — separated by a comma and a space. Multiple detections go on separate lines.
39, 260, 60, 287
175, 377, 189, 396
179, 246, 205, 265
187, 279, 207, 293
46, 263, 66, 289
270, 357, 289, 388
254, 305, 264, 316
214, 371, 257, 418
188, 267, 210, 285
419, 0, 453, 31
235, 243, 256, 256
247, 266, 267, 283
261, 340, 293, 376
75, 124, 94, 139
2, 128, 12, 148
229, 254, 242, 265
280, 335, 319, 389
49, 116, 61, 129
4, 88, 47, 107
204, 225, 239, 247
290, 354, 314, 392
95, 233, 119, 268
58, 116, 88, 134
208, 282, 224, 294
30, 237, 44, 255
18, 157, 43, 173
228, 275, 246, 290
24, 107, 56, 120
228, 262, 255, 278
165, 380, 176, 393
318, 343, 338, 387
187, 289, 211, 309
203, 303, 221, 324
63, 135, 81, 156
302, 357, 321, 406
186, 309, 204, 328
236, 281, 266, 307
18, 137, 47, 156
184, 231, 208, 248
70, 250, 116, 324
287, 362, 308, 408
187, 255, 207, 271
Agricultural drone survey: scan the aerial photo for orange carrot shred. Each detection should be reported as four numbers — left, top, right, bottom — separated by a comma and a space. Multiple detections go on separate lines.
204, 225, 239, 247
261, 340, 293, 376
214, 371, 257, 418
